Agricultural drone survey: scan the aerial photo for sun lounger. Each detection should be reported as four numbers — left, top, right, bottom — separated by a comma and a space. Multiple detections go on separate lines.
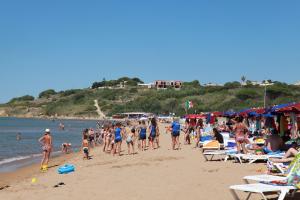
230, 183, 295, 200
202, 150, 227, 161
244, 161, 295, 184
202, 149, 237, 162
243, 174, 288, 184
231, 154, 284, 164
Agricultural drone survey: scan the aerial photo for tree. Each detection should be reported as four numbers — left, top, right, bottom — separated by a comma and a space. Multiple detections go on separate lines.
132, 77, 144, 84
9, 95, 35, 103
224, 81, 241, 89
236, 89, 259, 100
241, 76, 246, 84
246, 80, 252, 86
39, 89, 57, 98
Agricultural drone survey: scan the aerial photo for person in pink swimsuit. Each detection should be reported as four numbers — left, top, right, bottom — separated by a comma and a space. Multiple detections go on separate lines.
233, 117, 248, 154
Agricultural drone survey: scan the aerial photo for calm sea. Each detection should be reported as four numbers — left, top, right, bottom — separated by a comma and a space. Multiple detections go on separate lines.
0, 117, 98, 172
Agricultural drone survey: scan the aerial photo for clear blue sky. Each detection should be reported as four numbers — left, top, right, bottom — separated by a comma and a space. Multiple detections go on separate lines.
0, 0, 299, 103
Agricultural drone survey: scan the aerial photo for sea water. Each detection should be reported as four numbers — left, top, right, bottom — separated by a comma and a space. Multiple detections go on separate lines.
0, 117, 98, 172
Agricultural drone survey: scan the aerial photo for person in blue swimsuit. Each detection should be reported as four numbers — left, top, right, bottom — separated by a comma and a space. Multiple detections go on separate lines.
138, 121, 147, 151
113, 122, 123, 156
149, 118, 158, 150
170, 118, 181, 150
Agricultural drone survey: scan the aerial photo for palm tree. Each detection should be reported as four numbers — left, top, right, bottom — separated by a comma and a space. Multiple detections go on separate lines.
241, 76, 246, 85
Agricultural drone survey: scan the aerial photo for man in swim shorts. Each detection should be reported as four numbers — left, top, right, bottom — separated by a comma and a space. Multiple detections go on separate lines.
170, 118, 181, 150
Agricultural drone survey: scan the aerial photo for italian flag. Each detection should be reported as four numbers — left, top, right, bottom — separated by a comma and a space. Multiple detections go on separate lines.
185, 101, 193, 109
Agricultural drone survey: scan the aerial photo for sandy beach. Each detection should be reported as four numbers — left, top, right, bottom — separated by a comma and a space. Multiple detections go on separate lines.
1, 123, 297, 200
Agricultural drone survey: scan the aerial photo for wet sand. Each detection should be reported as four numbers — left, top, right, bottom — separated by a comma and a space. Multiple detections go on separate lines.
1, 123, 298, 200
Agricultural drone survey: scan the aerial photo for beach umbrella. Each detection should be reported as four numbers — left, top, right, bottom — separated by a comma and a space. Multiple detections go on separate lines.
223, 111, 236, 117
275, 102, 300, 114
270, 103, 294, 113
261, 113, 274, 118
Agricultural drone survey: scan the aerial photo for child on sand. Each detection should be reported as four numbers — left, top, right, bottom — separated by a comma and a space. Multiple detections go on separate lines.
138, 121, 147, 151
149, 118, 159, 150
170, 119, 181, 150
82, 135, 89, 159
126, 128, 135, 155
113, 122, 123, 156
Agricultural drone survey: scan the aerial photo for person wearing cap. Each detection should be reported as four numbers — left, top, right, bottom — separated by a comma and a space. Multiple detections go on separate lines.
38, 128, 53, 169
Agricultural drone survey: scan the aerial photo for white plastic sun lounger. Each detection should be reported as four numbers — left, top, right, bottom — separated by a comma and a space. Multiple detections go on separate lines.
230, 183, 296, 200
244, 161, 295, 184
232, 154, 284, 164
243, 174, 288, 184
202, 150, 227, 161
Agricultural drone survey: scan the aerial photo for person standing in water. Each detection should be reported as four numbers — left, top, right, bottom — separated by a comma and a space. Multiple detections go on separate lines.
16, 132, 21, 141
38, 129, 52, 169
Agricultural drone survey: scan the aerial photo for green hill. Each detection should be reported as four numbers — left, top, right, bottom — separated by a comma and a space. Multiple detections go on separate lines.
1, 77, 300, 118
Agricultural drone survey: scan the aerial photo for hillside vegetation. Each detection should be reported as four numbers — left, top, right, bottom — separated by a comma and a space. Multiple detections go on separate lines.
1, 77, 300, 118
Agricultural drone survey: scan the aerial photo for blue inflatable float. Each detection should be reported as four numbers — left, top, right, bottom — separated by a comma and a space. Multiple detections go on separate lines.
58, 164, 75, 174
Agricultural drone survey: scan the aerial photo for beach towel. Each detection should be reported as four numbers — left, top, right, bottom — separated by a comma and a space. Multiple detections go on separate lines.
203, 140, 220, 148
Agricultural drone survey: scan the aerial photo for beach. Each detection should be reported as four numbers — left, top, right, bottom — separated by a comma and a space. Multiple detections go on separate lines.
0, 122, 284, 200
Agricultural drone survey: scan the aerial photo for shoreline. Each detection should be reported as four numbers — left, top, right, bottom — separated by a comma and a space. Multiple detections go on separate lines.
0, 150, 79, 189
0, 116, 104, 121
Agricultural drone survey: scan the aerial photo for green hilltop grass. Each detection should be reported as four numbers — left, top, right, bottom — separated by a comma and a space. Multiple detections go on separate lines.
1, 79, 300, 118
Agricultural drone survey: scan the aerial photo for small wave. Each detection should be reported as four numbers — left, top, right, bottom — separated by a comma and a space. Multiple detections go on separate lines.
0, 150, 65, 166
0, 156, 31, 165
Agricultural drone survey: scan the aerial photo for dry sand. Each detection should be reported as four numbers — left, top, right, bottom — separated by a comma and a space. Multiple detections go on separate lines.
1, 123, 298, 200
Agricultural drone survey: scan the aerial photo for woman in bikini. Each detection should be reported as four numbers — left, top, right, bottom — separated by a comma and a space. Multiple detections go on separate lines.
38, 129, 53, 169
233, 117, 248, 154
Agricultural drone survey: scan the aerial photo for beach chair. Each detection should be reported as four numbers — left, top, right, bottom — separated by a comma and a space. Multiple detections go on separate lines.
202, 150, 227, 161
230, 156, 300, 199
230, 183, 295, 200
202, 140, 223, 152
202, 148, 237, 162
231, 154, 284, 164
244, 157, 296, 184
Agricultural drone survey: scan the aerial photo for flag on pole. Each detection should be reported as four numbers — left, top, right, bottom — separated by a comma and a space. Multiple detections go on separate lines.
185, 100, 193, 109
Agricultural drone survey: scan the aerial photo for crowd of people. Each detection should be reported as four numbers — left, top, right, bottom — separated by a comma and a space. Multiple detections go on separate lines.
37, 114, 300, 170
80, 118, 166, 159
183, 115, 300, 164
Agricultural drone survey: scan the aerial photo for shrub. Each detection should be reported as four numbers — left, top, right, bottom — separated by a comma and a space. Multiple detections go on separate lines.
39, 89, 56, 98
236, 89, 259, 100
9, 95, 35, 103
224, 81, 241, 89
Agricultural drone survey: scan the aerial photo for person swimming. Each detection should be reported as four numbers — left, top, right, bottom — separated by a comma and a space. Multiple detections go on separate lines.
16, 132, 21, 141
